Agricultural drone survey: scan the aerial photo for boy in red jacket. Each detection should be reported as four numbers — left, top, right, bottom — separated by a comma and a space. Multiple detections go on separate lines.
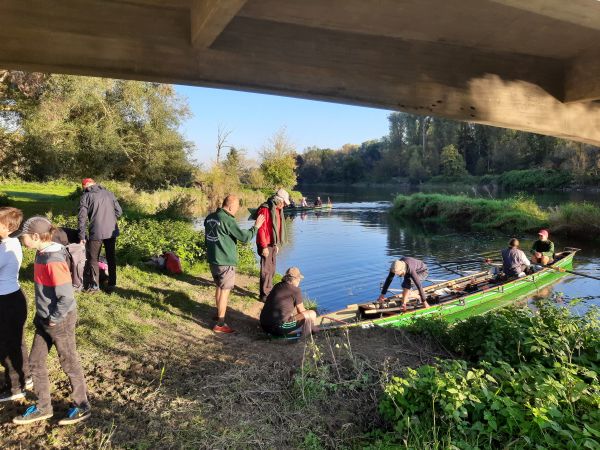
256, 189, 290, 301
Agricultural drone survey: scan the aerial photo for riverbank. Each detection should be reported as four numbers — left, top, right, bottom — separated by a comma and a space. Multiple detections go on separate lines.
1, 183, 598, 449
391, 192, 600, 235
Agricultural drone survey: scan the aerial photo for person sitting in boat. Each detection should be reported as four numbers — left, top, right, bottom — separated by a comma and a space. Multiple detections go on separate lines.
300, 197, 308, 207
314, 196, 322, 207
327, 197, 332, 206
530, 229, 554, 265
378, 257, 430, 312
260, 267, 317, 337
288, 198, 296, 208
502, 238, 531, 278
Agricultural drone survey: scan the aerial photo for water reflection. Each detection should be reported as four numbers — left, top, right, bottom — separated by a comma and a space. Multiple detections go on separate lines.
235, 188, 600, 313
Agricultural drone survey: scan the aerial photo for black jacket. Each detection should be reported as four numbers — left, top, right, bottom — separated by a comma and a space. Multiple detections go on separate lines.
78, 184, 123, 241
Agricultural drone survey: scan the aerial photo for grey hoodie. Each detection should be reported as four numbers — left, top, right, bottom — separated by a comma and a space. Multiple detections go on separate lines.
78, 184, 123, 241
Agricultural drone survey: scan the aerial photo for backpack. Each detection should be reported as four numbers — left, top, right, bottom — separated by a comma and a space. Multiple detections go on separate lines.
163, 252, 182, 274
65, 243, 87, 290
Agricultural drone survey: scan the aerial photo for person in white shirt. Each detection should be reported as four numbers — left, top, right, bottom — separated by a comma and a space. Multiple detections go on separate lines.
0, 207, 31, 402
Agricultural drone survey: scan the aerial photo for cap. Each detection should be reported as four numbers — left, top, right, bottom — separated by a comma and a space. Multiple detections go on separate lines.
10, 216, 53, 238
275, 188, 291, 206
285, 267, 304, 279
82, 178, 95, 188
390, 260, 407, 275
538, 229, 549, 239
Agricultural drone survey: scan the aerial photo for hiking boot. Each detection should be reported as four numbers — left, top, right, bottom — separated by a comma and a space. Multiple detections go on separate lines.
13, 405, 53, 425
0, 390, 26, 402
25, 378, 33, 390
58, 405, 91, 426
83, 287, 100, 294
213, 324, 235, 334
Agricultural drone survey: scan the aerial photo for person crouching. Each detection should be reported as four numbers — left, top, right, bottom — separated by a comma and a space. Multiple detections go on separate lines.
260, 267, 317, 337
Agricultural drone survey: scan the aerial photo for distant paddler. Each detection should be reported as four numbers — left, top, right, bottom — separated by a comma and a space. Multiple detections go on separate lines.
531, 229, 554, 265
300, 197, 308, 207
314, 196, 323, 207
377, 257, 430, 312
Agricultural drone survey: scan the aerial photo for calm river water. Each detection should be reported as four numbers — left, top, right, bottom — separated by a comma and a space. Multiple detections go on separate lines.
237, 186, 600, 314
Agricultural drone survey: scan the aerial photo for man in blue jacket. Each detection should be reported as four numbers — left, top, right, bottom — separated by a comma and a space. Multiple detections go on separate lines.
78, 178, 122, 294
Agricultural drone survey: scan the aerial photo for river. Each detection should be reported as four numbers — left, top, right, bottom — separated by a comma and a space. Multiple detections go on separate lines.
237, 186, 600, 315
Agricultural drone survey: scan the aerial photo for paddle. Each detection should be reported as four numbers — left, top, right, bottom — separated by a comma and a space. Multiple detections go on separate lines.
549, 266, 600, 282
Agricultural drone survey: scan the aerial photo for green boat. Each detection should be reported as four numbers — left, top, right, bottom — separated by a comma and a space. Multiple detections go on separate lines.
317, 248, 578, 330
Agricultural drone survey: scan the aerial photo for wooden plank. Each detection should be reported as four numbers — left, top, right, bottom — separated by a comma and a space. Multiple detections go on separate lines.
191, 0, 247, 48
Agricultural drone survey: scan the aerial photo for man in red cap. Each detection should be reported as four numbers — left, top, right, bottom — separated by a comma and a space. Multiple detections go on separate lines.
530, 229, 554, 265
78, 178, 122, 293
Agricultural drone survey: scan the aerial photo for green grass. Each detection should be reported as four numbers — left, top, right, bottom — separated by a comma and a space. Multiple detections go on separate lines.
391, 192, 600, 236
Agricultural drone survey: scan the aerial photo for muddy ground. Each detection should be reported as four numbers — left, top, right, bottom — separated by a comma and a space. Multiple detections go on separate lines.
0, 271, 446, 449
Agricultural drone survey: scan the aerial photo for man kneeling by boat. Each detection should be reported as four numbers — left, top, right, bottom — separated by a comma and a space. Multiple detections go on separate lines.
377, 258, 430, 312
502, 238, 531, 278
260, 267, 317, 337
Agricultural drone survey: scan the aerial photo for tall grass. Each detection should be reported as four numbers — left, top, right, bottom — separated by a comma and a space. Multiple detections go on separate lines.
392, 193, 546, 232
392, 193, 600, 236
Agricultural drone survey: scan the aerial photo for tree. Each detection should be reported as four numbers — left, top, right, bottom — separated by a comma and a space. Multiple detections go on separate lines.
259, 129, 297, 189
1, 73, 195, 189
440, 144, 467, 177
215, 124, 233, 163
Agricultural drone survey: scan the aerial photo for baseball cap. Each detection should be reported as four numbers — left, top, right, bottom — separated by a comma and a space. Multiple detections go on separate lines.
10, 216, 53, 238
390, 260, 407, 275
285, 267, 304, 279
81, 178, 95, 187
538, 229, 549, 239
275, 188, 291, 206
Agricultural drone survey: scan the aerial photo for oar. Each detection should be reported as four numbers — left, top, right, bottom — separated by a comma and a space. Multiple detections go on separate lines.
549, 266, 600, 281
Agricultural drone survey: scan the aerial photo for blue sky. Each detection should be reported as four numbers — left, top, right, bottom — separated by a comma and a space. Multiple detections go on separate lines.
175, 85, 392, 165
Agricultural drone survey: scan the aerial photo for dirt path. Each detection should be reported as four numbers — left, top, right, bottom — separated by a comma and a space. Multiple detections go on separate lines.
0, 271, 446, 449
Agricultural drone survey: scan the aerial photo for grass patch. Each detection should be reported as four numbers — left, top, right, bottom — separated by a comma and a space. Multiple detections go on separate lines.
391, 192, 600, 236
391, 193, 547, 232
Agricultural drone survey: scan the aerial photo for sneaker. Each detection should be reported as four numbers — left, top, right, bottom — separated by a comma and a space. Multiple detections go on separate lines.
0, 390, 26, 402
83, 287, 100, 294
25, 378, 33, 390
13, 405, 53, 424
213, 324, 235, 334
58, 405, 91, 426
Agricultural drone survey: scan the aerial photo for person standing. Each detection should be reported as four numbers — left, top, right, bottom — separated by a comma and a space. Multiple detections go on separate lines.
260, 267, 317, 337
78, 178, 122, 293
205, 195, 265, 333
378, 257, 430, 312
0, 207, 32, 402
256, 189, 290, 302
530, 229, 554, 265
13, 216, 91, 425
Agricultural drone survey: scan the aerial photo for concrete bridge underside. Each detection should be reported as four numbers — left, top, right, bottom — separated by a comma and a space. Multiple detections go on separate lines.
2, 0, 600, 145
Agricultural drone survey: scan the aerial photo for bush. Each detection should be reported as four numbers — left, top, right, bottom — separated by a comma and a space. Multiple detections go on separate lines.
379, 304, 600, 449
116, 218, 205, 267
495, 169, 573, 190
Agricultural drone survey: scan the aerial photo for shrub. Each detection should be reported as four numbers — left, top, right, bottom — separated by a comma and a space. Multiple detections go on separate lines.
379, 304, 600, 449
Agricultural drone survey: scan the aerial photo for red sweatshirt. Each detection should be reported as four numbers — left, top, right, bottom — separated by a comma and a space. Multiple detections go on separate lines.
256, 206, 282, 252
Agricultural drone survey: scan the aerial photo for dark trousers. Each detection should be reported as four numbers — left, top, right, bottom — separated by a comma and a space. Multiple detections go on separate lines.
85, 237, 116, 288
259, 245, 277, 299
30, 310, 89, 413
0, 289, 30, 394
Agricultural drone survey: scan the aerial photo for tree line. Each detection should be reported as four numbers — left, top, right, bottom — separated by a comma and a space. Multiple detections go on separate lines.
0, 71, 298, 192
296, 113, 600, 184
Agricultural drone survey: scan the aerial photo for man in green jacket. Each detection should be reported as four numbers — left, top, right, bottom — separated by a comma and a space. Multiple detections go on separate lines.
204, 195, 265, 333
530, 229, 554, 265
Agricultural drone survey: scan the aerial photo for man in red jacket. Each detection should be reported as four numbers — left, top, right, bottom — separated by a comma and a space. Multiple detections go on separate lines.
256, 189, 290, 302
